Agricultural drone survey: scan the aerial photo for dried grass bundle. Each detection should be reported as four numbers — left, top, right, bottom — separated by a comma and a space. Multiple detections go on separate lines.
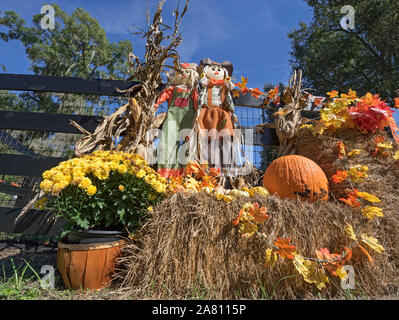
115, 184, 399, 299
296, 128, 399, 199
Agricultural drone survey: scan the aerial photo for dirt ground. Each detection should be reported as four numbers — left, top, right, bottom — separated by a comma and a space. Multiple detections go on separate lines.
0, 239, 58, 281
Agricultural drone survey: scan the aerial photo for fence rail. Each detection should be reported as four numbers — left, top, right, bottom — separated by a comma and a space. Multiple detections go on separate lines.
0, 73, 312, 236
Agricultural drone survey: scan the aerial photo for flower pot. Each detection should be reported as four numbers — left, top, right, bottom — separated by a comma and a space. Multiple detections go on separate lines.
57, 237, 125, 291
67, 229, 125, 244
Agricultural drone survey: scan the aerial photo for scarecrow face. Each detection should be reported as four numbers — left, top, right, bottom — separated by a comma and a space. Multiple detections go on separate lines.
172, 67, 197, 85
205, 65, 225, 81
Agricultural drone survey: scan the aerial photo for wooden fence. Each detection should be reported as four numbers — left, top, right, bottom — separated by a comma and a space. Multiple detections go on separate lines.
0, 73, 291, 236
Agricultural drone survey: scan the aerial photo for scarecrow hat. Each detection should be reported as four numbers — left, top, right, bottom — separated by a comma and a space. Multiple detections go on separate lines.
198, 58, 234, 77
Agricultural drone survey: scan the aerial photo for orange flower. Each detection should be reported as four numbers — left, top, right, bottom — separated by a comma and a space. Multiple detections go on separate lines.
394, 98, 399, 108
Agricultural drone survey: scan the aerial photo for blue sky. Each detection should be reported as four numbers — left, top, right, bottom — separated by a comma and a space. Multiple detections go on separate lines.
0, 0, 313, 90
1, 0, 397, 126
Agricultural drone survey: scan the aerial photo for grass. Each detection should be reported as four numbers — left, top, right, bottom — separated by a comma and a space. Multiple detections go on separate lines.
0, 261, 375, 300
0, 231, 387, 300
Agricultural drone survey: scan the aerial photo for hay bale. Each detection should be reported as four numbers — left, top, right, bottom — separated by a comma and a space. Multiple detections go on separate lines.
115, 190, 399, 299
296, 128, 398, 199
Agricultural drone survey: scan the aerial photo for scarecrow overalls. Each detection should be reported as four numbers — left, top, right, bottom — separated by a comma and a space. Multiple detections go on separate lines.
156, 84, 198, 178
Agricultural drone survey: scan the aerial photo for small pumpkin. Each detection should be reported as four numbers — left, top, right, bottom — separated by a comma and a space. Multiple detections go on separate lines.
263, 155, 329, 202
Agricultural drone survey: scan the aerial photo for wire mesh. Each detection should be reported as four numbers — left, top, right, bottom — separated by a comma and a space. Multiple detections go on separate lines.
0, 91, 275, 208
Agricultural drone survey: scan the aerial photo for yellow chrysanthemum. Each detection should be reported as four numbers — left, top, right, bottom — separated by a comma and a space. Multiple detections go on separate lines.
136, 169, 146, 179
52, 181, 68, 195
94, 168, 109, 180
39, 180, 54, 193
118, 185, 125, 192
86, 185, 97, 196
78, 177, 92, 189
118, 164, 128, 174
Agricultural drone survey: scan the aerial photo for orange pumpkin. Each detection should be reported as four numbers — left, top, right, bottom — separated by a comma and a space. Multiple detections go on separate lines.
263, 155, 329, 202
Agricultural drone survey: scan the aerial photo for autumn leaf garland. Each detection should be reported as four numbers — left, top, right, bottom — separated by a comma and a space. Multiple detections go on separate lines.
232, 202, 357, 291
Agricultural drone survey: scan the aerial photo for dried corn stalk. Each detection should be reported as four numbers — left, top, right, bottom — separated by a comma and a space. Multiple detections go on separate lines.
256, 69, 310, 157
71, 0, 190, 160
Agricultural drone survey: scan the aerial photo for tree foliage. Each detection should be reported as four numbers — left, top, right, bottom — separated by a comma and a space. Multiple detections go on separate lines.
288, 0, 399, 102
0, 5, 133, 159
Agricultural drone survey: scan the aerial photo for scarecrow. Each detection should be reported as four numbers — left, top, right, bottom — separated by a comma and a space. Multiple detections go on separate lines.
195, 58, 240, 180
155, 62, 199, 178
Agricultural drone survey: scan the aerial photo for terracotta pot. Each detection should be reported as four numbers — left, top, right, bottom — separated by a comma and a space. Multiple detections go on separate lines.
57, 239, 125, 291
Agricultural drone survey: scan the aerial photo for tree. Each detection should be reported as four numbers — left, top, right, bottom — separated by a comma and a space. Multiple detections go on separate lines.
0, 5, 133, 158
288, 0, 399, 102
0, 5, 134, 208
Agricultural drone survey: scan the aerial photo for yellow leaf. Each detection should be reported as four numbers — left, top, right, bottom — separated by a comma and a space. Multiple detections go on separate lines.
223, 195, 234, 203
335, 267, 348, 280
347, 149, 364, 157
239, 221, 257, 238
264, 249, 278, 267
293, 255, 329, 290
376, 143, 393, 150
293, 255, 310, 279
250, 186, 269, 198
361, 206, 384, 220
360, 234, 384, 254
344, 223, 357, 241
393, 151, 399, 160
299, 124, 314, 131
356, 192, 381, 203
309, 267, 329, 291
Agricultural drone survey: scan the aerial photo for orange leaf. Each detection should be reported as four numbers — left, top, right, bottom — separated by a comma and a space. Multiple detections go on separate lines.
275, 237, 296, 259
249, 88, 263, 99
336, 141, 346, 159
241, 87, 249, 95
232, 209, 244, 226
327, 90, 339, 98
331, 170, 348, 184
248, 203, 269, 224
339, 193, 361, 208
314, 97, 324, 107
359, 245, 373, 263
315, 247, 353, 275
232, 89, 240, 98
